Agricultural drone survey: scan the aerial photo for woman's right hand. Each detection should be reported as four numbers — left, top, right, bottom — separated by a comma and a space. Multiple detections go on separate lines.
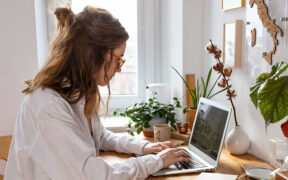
157, 148, 190, 168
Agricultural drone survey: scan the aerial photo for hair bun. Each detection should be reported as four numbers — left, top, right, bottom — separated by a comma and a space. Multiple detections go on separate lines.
54, 5, 74, 29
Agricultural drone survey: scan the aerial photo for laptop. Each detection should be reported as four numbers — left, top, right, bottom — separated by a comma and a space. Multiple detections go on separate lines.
153, 97, 231, 176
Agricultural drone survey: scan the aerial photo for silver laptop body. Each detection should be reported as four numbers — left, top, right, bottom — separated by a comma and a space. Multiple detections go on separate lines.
153, 97, 231, 176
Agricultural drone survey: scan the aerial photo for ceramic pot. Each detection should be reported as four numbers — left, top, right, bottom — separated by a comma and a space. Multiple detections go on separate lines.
143, 116, 166, 137
225, 125, 251, 155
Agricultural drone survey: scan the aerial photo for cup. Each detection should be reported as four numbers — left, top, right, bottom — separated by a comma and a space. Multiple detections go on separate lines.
153, 124, 171, 142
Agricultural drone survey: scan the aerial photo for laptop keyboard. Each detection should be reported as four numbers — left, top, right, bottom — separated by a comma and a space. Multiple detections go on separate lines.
174, 148, 207, 170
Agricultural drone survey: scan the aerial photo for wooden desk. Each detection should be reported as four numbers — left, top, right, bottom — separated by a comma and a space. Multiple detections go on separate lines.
99, 133, 271, 179
100, 145, 267, 179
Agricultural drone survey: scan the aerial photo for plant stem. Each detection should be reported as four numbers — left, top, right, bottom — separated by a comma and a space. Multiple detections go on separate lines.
216, 58, 239, 126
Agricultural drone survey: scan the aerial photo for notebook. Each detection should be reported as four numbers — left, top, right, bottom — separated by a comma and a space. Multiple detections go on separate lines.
153, 97, 231, 176
196, 172, 237, 180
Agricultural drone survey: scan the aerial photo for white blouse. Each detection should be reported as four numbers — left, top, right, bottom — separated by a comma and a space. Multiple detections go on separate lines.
4, 88, 163, 180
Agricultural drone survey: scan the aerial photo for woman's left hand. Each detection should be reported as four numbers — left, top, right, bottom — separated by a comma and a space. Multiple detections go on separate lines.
142, 141, 174, 155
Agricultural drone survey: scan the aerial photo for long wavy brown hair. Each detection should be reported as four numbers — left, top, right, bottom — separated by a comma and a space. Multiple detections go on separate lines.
23, 4, 129, 119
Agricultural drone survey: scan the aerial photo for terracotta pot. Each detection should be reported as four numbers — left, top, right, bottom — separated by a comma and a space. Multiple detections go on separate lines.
187, 108, 197, 130
142, 116, 166, 137
142, 130, 154, 137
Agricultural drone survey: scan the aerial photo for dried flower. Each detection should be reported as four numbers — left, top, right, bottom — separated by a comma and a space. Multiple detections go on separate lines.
206, 41, 222, 59
214, 50, 222, 59
226, 89, 237, 98
207, 39, 239, 126
213, 62, 224, 73
206, 43, 217, 54
223, 68, 232, 77
218, 78, 227, 88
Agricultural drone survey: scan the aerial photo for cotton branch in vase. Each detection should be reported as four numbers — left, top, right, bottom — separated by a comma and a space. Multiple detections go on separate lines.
206, 40, 239, 126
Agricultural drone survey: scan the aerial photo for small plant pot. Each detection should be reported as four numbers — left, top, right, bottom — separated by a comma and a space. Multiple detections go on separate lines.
143, 117, 166, 137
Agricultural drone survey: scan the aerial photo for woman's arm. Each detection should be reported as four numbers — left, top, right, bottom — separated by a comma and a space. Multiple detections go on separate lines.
25, 103, 163, 180
99, 123, 149, 155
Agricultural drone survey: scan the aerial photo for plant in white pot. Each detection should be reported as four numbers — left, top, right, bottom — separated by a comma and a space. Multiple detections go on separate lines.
205, 40, 250, 155
114, 87, 181, 137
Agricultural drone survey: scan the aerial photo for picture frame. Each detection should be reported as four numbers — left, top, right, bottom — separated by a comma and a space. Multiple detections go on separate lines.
223, 20, 243, 68
222, 0, 245, 11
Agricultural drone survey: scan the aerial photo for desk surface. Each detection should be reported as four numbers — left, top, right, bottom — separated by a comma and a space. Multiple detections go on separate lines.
100, 138, 268, 180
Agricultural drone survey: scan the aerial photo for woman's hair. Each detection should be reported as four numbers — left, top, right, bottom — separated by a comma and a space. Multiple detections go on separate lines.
23, 4, 129, 119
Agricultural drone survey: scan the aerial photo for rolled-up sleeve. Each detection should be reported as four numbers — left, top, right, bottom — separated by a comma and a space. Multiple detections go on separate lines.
99, 123, 149, 155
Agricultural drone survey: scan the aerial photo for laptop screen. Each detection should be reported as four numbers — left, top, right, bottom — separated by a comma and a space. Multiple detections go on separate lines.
190, 101, 229, 160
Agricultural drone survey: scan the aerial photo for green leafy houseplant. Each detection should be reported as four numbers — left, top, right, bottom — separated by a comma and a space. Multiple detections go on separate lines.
114, 89, 181, 136
172, 66, 229, 109
250, 61, 288, 132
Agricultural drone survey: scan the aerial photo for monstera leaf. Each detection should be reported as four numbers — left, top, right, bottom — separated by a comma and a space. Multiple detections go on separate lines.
250, 62, 288, 127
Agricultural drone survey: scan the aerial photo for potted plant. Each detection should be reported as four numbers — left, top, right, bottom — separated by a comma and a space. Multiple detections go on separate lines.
250, 61, 288, 138
114, 88, 181, 137
172, 66, 229, 130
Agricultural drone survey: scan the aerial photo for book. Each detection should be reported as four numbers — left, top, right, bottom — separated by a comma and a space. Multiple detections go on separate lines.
196, 172, 238, 180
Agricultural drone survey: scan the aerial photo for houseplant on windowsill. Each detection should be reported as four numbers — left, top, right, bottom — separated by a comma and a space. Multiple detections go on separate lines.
250, 61, 288, 138
205, 39, 251, 155
172, 66, 229, 130
114, 88, 181, 137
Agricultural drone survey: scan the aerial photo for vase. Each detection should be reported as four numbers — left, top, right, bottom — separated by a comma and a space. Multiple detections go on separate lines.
225, 125, 251, 155
143, 116, 165, 137
187, 108, 197, 131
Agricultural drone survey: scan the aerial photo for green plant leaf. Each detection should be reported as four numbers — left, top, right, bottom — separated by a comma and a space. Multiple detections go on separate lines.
201, 77, 206, 97
258, 76, 288, 126
172, 66, 197, 108
183, 107, 188, 113
207, 74, 221, 98
202, 68, 212, 97
250, 72, 272, 107
209, 85, 231, 99
143, 122, 150, 128
250, 62, 288, 108
137, 127, 143, 135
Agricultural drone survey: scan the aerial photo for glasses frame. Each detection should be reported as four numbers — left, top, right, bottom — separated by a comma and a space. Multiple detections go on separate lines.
112, 54, 126, 70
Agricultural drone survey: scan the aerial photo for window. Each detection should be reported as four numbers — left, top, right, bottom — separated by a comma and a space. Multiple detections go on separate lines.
36, 0, 160, 112
72, 0, 138, 96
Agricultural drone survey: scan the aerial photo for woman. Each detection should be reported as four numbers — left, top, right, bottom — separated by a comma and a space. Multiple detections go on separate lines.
4, 5, 189, 180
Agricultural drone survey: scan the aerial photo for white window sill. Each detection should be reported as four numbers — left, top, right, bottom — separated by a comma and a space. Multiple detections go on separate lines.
100, 116, 136, 133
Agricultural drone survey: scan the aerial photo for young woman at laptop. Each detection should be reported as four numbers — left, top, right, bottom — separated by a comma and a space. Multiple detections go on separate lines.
4, 4, 190, 180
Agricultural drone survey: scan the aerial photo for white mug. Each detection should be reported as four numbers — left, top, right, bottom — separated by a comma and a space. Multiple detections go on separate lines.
153, 124, 171, 142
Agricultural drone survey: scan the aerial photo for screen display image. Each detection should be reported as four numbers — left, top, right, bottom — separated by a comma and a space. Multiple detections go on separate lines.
190, 102, 229, 160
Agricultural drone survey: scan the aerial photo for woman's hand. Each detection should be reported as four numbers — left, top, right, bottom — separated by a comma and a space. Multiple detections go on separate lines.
142, 141, 174, 155
158, 148, 190, 168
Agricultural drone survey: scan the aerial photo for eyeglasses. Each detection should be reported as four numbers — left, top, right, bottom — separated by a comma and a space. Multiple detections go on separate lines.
112, 54, 126, 70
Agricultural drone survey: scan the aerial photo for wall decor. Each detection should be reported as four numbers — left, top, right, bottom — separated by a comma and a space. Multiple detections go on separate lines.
249, 0, 283, 65
223, 20, 243, 68
222, 0, 245, 11
251, 28, 256, 47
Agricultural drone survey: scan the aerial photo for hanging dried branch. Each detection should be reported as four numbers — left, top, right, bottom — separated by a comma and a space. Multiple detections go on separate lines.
206, 39, 239, 126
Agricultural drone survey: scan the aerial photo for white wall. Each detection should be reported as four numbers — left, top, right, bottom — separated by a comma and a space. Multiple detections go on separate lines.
183, 0, 203, 80
160, 0, 184, 101
201, 0, 286, 162
0, 0, 38, 136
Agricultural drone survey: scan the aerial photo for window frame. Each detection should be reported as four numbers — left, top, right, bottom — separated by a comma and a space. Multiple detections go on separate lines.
101, 0, 161, 112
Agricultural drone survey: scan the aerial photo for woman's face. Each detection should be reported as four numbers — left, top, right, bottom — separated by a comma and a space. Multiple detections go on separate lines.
96, 42, 126, 86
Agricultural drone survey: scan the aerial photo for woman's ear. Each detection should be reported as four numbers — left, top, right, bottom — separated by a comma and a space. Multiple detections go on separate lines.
104, 50, 112, 61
